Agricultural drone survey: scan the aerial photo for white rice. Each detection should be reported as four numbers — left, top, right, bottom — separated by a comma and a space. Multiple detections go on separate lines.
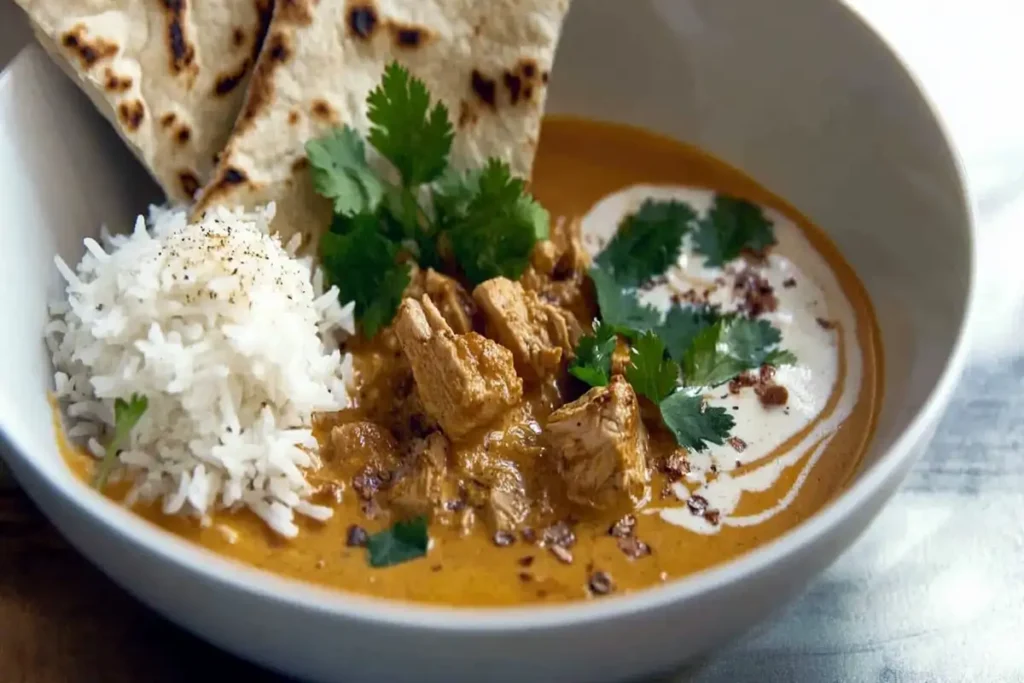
46, 203, 356, 538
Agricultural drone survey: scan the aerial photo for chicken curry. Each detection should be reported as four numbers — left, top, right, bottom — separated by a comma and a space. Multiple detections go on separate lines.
62, 116, 881, 606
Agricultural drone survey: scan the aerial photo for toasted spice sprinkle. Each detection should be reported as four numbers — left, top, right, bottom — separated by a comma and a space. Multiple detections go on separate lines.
729, 371, 757, 394
617, 536, 652, 560
727, 436, 747, 452
493, 530, 516, 547
609, 514, 637, 538
782, 277, 797, 288
756, 383, 789, 407
687, 494, 709, 516
518, 555, 535, 568
660, 451, 690, 481
431, 564, 443, 572
549, 545, 574, 565
542, 521, 576, 549
704, 509, 722, 525
518, 571, 533, 583
345, 524, 369, 547
588, 570, 614, 596
816, 317, 837, 330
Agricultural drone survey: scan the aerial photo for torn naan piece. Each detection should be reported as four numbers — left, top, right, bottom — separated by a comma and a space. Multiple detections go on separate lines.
194, 0, 571, 246
14, 0, 272, 202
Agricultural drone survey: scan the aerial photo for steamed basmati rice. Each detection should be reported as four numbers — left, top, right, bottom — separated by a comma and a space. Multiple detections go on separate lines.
46, 203, 355, 537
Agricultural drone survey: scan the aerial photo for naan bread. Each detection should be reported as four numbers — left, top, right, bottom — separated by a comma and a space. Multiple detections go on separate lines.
195, 0, 572, 246
14, 0, 272, 202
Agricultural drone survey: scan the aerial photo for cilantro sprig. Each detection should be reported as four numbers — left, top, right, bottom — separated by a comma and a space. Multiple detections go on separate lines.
572, 196, 794, 451
695, 194, 777, 266
306, 63, 547, 335
366, 516, 429, 567
595, 199, 696, 287
93, 394, 147, 490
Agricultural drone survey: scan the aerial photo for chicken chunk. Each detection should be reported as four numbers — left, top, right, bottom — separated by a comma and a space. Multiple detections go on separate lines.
473, 277, 583, 380
388, 432, 456, 520
545, 375, 650, 509
459, 452, 531, 533
520, 217, 594, 322
405, 267, 477, 334
394, 296, 523, 439
330, 422, 402, 500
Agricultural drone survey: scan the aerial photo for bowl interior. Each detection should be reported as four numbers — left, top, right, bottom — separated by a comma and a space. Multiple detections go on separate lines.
0, 0, 969, 618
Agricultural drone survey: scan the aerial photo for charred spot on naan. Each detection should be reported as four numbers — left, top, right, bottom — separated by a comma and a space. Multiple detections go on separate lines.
288, 110, 301, 126
214, 59, 253, 97
279, 0, 316, 25
179, 171, 202, 199
347, 1, 379, 40
175, 125, 192, 146
470, 70, 498, 110
233, 27, 247, 48
160, 112, 177, 128
253, 0, 274, 61
267, 32, 293, 63
291, 157, 310, 173
387, 22, 432, 49
60, 24, 118, 70
311, 99, 340, 125
102, 69, 133, 94
162, 1, 198, 79
117, 100, 146, 132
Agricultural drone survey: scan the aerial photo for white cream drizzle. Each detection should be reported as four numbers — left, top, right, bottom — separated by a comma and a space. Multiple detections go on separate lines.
580, 184, 863, 535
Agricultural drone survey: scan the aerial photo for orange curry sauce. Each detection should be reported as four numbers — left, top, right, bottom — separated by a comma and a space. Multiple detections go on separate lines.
60, 118, 882, 606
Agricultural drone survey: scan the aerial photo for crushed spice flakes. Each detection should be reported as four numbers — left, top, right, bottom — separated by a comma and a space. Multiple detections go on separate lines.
608, 514, 637, 538
345, 524, 369, 547
587, 570, 614, 596
617, 536, 652, 559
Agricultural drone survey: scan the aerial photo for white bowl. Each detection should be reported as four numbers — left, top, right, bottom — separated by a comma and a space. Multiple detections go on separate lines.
0, 1, 974, 682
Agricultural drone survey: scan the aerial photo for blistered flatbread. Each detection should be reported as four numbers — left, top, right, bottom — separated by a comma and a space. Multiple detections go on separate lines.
195, 0, 572, 246
14, 0, 272, 202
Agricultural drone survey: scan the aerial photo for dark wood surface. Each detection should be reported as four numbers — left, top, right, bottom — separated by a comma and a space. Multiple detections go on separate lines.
0, 478, 287, 683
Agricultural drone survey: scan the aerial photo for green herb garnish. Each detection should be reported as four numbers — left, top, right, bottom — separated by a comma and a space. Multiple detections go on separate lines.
446, 158, 550, 284
694, 194, 777, 266
569, 321, 618, 388
577, 192, 795, 451
306, 63, 547, 334
596, 199, 696, 287
319, 220, 411, 338
93, 394, 147, 490
366, 516, 430, 567
367, 62, 454, 187
625, 331, 679, 402
659, 391, 734, 452
588, 266, 661, 338
682, 317, 795, 388
657, 304, 720, 363
305, 127, 384, 217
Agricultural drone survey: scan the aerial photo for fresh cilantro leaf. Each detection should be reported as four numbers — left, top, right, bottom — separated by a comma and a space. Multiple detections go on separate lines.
764, 348, 798, 367
659, 391, 734, 452
367, 62, 454, 187
589, 266, 662, 337
320, 218, 411, 337
569, 322, 618, 387
721, 317, 790, 368
432, 167, 481, 228
682, 321, 747, 388
447, 159, 549, 285
595, 199, 696, 287
93, 394, 148, 489
367, 516, 429, 567
694, 194, 776, 266
682, 318, 795, 387
659, 304, 720, 363
305, 127, 384, 216
626, 331, 679, 402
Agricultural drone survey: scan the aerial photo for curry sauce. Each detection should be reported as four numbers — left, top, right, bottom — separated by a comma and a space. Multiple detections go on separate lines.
60, 117, 882, 606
